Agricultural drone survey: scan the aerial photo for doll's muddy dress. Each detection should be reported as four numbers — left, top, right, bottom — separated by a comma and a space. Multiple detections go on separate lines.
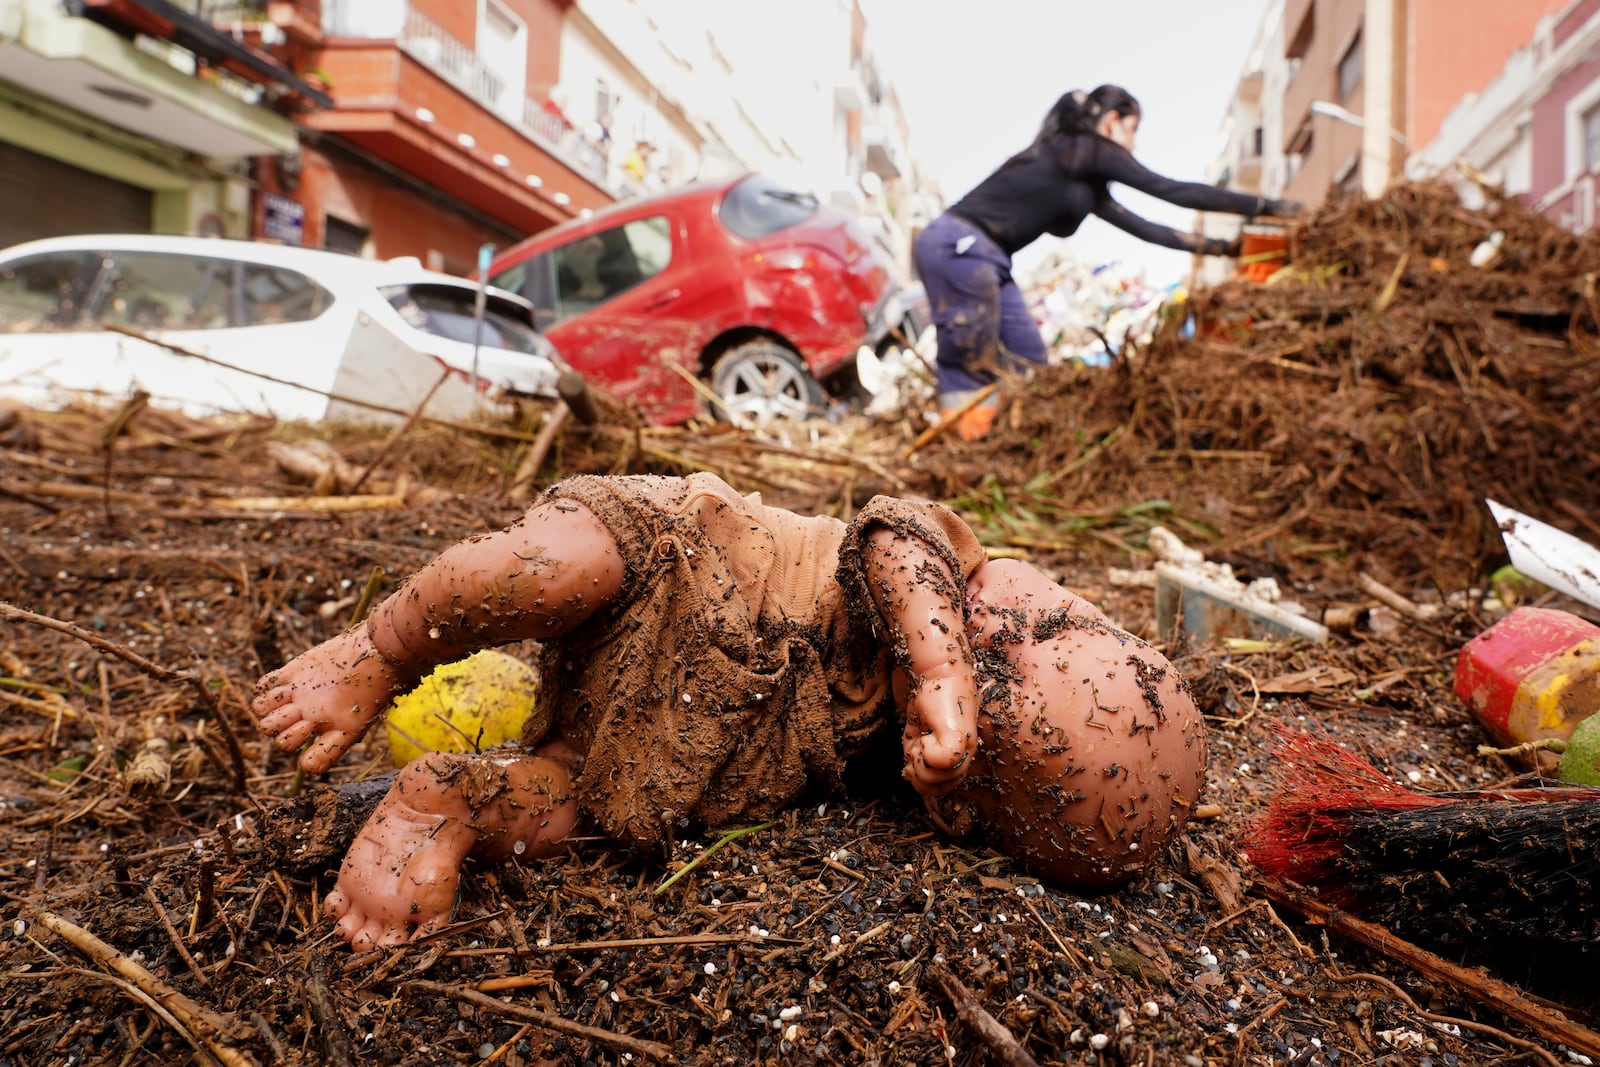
522, 472, 988, 853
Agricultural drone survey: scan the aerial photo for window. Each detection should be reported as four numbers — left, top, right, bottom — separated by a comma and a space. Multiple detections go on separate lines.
241, 264, 332, 325
0, 252, 100, 331
1584, 103, 1600, 173
548, 216, 672, 315
324, 216, 370, 257
95, 253, 239, 331
1338, 32, 1363, 102
717, 175, 820, 239
384, 284, 547, 355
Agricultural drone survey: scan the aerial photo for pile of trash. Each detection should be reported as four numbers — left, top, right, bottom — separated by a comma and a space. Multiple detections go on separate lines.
1022, 252, 1179, 367
939, 178, 1600, 594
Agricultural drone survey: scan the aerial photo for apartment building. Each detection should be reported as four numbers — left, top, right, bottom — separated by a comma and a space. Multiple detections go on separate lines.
1415, 1, 1600, 233
577, 0, 929, 276
0, 0, 316, 246
1, 0, 926, 280
1274, 0, 1563, 206
1196, 1, 1289, 285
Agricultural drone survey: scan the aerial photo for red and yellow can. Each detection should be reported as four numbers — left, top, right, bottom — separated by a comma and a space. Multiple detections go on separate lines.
1454, 606, 1600, 748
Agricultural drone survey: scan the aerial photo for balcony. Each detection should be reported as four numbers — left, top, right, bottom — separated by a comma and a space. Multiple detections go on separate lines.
309, 1, 613, 231
1236, 68, 1263, 108
832, 63, 865, 112
4, 0, 299, 158
862, 116, 903, 179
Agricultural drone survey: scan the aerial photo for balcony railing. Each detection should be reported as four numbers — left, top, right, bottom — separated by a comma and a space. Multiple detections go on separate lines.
322, 1, 609, 189
170, 0, 273, 18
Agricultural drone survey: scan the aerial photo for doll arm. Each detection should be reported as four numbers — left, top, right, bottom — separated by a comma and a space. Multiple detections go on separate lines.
863, 526, 978, 796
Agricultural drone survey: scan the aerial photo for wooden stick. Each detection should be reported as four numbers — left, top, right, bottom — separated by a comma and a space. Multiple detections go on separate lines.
927, 961, 1042, 1067
67, 966, 222, 1067
35, 911, 255, 1066
1355, 572, 1433, 620
405, 979, 675, 1062
350, 368, 452, 494
1258, 878, 1600, 1059
306, 960, 358, 1067
144, 884, 210, 986
508, 403, 570, 504
99, 390, 150, 527
558, 370, 599, 425
901, 383, 1000, 459
202, 493, 406, 513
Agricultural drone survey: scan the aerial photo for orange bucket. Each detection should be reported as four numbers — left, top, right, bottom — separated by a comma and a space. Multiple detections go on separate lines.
1238, 226, 1291, 283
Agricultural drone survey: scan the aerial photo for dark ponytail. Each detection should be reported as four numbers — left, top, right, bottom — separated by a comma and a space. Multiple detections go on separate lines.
998, 84, 1144, 172
1041, 85, 1142, 139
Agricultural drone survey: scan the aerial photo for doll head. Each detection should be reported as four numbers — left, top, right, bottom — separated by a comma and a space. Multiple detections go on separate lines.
952, 559, 1208, 887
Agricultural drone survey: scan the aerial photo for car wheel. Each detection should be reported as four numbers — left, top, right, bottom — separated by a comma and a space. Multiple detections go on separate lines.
709, 340, 824, 427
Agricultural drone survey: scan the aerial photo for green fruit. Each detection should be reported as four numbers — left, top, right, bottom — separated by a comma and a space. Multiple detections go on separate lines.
1556, 712, 1600, 785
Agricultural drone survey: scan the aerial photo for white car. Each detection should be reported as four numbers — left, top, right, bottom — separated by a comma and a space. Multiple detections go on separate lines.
0, 234, 567, 423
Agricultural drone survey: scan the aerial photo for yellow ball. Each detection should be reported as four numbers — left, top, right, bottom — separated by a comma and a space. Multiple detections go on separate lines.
384, 650, 543, 767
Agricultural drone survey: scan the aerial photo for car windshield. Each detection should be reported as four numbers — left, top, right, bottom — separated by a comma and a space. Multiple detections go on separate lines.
383, 284, 546, 355
716, 174, 820, 239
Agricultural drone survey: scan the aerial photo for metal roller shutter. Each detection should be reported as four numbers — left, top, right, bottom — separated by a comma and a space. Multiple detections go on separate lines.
0, 142, 152, 248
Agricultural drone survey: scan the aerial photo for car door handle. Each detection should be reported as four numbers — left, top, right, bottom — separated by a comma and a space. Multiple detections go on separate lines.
642, 289, 681, 311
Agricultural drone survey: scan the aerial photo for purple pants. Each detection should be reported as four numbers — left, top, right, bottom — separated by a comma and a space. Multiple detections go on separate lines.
912, 212, 1048, 399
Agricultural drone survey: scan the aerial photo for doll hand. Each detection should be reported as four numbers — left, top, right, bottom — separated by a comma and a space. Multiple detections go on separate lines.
902, 662, 977, 797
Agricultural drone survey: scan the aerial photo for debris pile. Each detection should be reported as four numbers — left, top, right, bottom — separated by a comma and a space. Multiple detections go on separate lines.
929, 180, 1600, 594
10, 180, 1600, 1064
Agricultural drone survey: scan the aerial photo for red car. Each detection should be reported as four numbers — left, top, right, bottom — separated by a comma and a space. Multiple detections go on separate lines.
486, 173, 908, 427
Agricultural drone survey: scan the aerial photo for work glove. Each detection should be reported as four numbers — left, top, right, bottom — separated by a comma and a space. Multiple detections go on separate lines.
1257, 197, 1303, 218
1197, 236, 1242, 258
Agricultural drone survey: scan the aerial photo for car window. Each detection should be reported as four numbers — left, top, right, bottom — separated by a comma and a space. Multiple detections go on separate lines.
0, 252, 102, 331
95, 252, 239, 331
717, 174, 819, 239
549, 216, 671, 316
489, 256, 560, 330
383, 284, 548, 356
241, 264, 332, 325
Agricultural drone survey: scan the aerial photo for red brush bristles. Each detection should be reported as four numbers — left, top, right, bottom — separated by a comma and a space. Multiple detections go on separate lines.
1244, 724, 1454, 893
1244, 723, 1600, 899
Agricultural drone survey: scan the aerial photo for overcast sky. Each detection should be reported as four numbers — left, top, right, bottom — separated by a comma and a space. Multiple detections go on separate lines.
862, 0, 1273, 287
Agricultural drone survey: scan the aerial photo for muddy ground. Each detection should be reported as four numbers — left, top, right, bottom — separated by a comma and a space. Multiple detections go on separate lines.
5, 181, 1600, 1066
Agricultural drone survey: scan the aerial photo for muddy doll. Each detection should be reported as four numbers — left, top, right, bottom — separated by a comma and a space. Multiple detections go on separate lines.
252, 473, 1207, 952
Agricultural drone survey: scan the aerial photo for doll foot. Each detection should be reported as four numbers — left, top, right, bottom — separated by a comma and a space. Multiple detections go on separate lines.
252, 624, 407, 774
323, 748, 581, 952
323, 763, 479, 952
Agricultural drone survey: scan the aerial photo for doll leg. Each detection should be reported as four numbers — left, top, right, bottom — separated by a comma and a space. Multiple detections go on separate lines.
323, 738, 582, 952
252, 500, 625, 773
